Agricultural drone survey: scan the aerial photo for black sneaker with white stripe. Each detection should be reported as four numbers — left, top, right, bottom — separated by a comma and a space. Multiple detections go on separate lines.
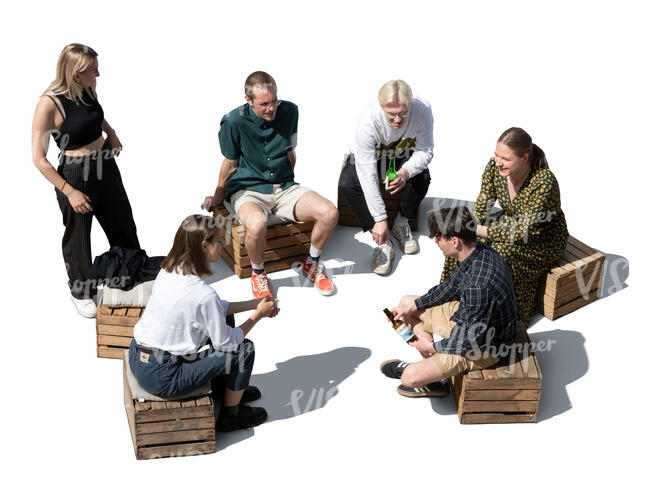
380, 359, 410, 379
396, 381, 449, 398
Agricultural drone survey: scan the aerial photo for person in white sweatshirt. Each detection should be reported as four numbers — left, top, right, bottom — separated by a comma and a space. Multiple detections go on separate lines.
338, 80, 433, 274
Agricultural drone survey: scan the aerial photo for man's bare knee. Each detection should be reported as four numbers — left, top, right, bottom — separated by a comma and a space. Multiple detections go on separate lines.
241, 212, 267, 237
401, 365, 422, 388
321, 204, 338, 226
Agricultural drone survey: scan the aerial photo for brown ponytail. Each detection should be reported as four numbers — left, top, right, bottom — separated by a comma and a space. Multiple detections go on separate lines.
498, 127, 548, 170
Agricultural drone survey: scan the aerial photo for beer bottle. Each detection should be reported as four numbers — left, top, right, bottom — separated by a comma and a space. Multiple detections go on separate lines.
383, 308, 416, 343
385, 157, 397, 190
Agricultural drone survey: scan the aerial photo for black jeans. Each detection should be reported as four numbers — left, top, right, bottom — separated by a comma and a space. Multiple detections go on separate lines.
338, 153, 430, 232
55, 144, 140, 299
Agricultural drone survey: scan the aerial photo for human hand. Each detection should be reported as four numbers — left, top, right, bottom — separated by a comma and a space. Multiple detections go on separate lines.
256, 296, 279, 318
201, 195, 223, 211
372, 220, 389, 245
67, 189, 93, 214
392, 296, 417, 321
387, 170, 409, 195
408, 336, 435, 357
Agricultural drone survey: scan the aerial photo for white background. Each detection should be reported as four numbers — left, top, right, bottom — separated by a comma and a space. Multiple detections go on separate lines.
2, 1, 648, 499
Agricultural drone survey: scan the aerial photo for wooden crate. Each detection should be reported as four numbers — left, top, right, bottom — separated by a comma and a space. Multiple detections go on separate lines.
123, 359, 216, 460
537, 235, 605, 320
450, 326, 542, 424
213, 205, 314, 278
96, 294, 144, 359
337, 154, 418, 231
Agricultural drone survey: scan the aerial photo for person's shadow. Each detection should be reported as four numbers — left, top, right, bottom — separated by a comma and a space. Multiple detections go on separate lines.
212, 346, 371, 451
529, 329, 588, 422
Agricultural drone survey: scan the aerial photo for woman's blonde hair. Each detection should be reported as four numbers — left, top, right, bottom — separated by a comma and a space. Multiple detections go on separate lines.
43, 43, 98, 105
378, 80, 412, 107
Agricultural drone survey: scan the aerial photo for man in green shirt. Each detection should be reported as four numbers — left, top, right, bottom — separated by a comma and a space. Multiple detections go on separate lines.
202, 71, 338, 298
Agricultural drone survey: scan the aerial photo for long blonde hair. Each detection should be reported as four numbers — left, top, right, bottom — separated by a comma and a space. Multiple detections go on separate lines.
43, 43, 98, 105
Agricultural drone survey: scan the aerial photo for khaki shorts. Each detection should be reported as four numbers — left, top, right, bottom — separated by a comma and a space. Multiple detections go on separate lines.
422, 301, 501, 379
231, 184, 312, 223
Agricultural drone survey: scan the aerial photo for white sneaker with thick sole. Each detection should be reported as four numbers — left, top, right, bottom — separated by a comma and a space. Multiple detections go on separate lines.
392, 219, 418, 254
70, 296, 97, 318
372, 243, 395, 275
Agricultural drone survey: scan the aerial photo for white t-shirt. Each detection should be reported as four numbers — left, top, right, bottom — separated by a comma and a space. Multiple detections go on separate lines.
353, 96, 434, 222
133, 269, 244, 355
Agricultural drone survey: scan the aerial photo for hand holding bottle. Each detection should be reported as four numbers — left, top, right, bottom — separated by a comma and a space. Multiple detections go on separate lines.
383, 308, 416, 343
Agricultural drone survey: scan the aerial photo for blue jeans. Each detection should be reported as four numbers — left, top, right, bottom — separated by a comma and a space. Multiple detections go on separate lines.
128, 338, 255, 399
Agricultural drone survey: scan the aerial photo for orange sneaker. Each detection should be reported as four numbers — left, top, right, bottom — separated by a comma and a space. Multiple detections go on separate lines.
251, 272, 273, 299
301, 258, 334, 296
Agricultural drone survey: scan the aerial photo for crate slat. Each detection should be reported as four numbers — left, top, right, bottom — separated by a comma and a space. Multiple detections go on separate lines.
537, 235, 605, 320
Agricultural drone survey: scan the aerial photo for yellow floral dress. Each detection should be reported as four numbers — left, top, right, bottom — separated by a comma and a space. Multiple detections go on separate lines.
440, 158, 568, 325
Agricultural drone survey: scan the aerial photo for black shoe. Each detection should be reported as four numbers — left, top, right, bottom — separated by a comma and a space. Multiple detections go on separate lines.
216, 405, 268, 432
396, 381, 449, 398
241, 385, 261, 403
380, 359, 410, 379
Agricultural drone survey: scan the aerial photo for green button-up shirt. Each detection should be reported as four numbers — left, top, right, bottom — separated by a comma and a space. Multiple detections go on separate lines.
219, 101, 299, 198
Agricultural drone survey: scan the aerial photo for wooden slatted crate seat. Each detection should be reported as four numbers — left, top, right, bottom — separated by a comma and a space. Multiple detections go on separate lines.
95, 293, 144, 359
537, 235, 605, 320
450, 325, 542, 424
337, 154, 419, 231
123, 357, 216, 460
213, 204, 314, 278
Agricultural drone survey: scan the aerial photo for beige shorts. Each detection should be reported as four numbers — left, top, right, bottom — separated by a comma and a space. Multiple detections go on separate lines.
231, 184, 312, 223
422, 301, 501, 379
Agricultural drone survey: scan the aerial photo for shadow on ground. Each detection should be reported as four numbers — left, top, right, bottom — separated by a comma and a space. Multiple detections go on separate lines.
213, 346, 371, 450
529, 328, 588, 422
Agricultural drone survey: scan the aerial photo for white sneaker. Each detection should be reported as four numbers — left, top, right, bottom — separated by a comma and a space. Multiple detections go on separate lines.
70, 296, 97, 318
372, 243, 395, 275
392, 219, 419, 254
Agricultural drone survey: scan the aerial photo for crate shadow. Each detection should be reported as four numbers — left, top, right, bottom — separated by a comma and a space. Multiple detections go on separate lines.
428, 389, 459, 416
529, 329, 588, 422
597, 252, 629, 300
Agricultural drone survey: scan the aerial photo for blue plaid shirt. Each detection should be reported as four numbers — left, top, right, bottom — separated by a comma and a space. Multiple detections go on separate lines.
414, 242, 517, 355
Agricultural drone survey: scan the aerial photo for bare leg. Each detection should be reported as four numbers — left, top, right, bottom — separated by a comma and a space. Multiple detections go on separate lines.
237, 202, 268, 265
293, 191, 339, 250
223, 388, 244, 407
401, 358, 445, 387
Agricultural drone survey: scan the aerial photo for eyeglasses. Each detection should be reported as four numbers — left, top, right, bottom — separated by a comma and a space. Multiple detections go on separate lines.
254, 99, 281, 110
385, 111, 409, 120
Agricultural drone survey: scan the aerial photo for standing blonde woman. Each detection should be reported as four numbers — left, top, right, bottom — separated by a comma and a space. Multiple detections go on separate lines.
31, 43, 140, 318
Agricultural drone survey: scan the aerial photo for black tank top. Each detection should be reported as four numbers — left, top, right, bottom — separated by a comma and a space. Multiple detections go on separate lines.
48, 88, 104, 151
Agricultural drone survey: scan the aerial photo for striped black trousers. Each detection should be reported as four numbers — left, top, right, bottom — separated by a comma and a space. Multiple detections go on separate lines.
55, 145, 140, 299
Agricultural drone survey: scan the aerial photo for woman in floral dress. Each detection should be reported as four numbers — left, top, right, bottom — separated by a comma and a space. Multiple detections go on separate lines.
440, 127, 568, 325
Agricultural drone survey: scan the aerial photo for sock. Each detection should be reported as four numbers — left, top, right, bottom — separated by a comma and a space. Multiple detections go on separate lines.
222, 404, 240, 417
395, 212, 409, 227
251, 262, 264, 275
306, 245, 321, 264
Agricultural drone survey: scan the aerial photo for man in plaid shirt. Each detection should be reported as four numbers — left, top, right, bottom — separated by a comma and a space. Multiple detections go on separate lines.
380, 206, 517, 398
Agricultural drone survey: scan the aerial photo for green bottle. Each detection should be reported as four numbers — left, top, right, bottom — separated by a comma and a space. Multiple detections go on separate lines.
385, 157, 397, 190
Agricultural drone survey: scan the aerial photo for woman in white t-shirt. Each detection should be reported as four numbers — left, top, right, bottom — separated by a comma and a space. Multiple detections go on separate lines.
128, 214, 278, 432
338, 80, 434, 275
